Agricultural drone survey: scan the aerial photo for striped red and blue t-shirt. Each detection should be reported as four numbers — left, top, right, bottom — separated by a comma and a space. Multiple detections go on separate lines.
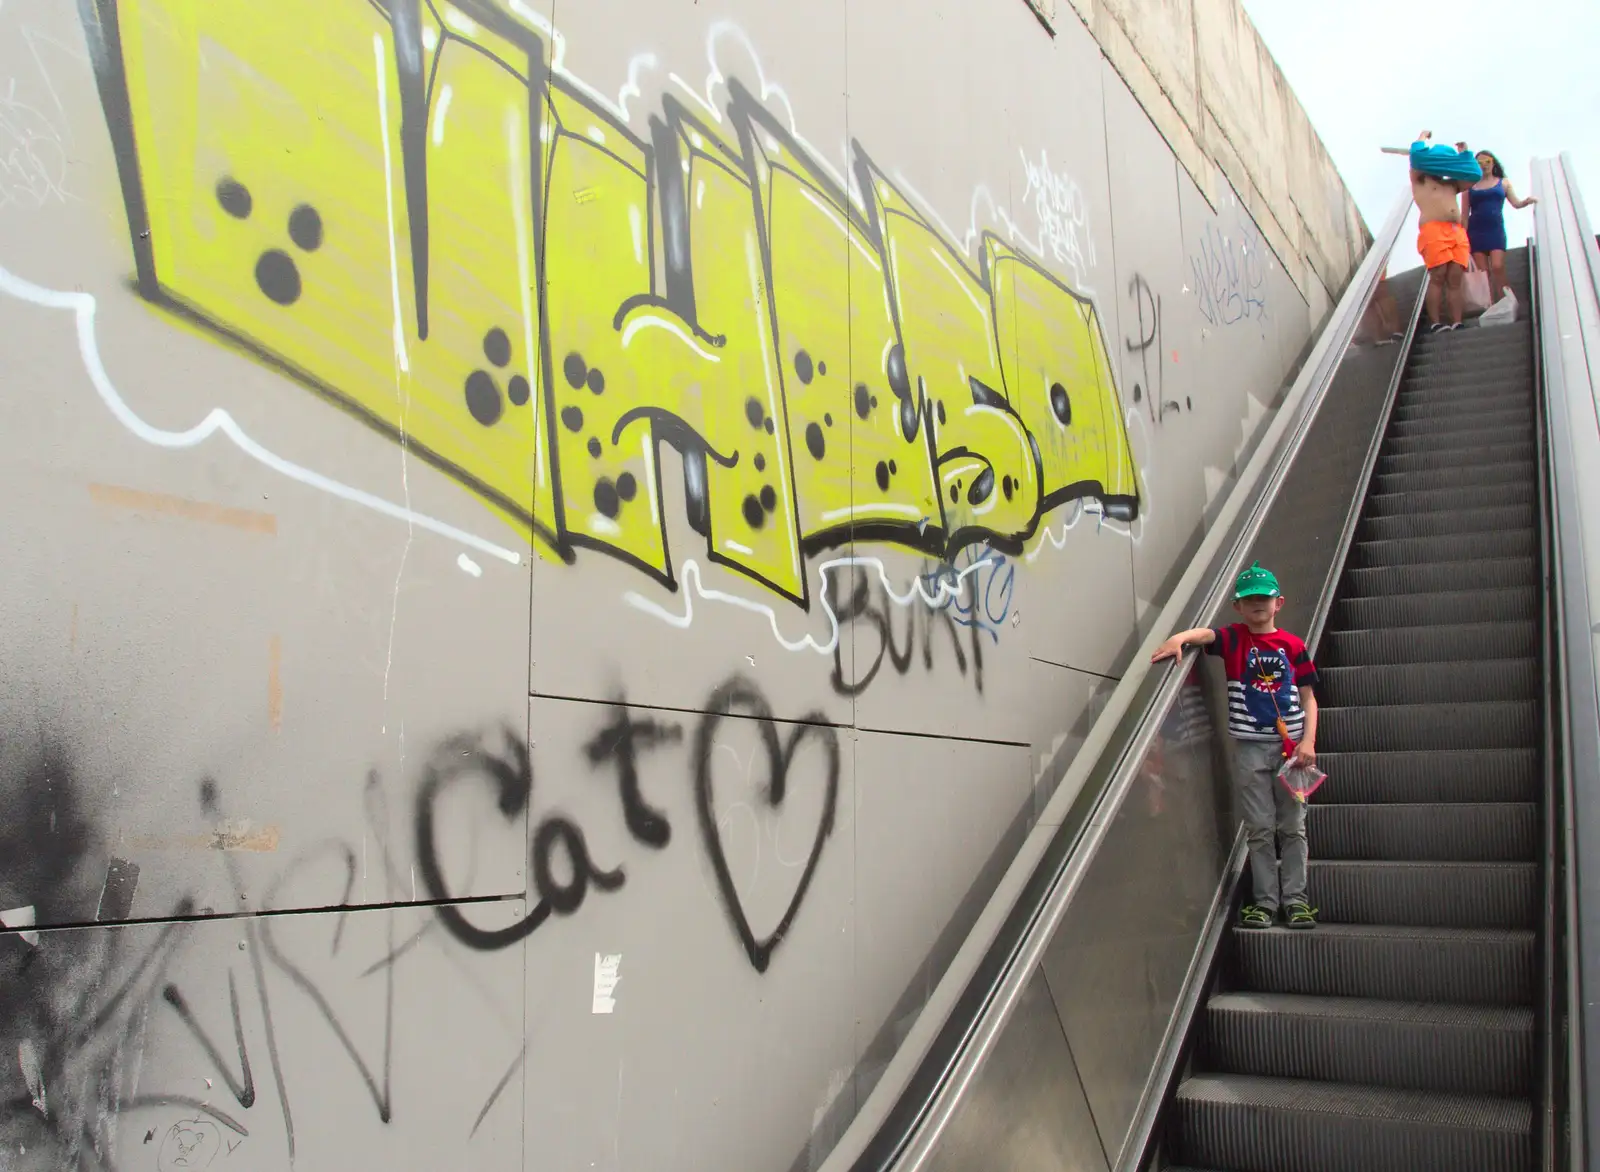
1205, 624, 1319, 742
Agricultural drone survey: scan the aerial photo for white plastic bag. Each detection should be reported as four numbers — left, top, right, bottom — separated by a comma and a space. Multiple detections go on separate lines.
1480, 288, 1519, 328
1276, 758, 1327, 803
1461, 260, 1493, 316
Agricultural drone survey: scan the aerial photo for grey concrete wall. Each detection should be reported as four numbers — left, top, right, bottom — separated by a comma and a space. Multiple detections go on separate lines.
0, 1, 1347, 1169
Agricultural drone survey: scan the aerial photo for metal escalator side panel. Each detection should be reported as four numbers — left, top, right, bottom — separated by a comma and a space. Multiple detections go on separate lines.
1529, 154, 1600, 1172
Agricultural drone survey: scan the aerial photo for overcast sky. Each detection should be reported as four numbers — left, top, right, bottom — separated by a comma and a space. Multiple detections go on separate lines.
1243, 0, 1600, 272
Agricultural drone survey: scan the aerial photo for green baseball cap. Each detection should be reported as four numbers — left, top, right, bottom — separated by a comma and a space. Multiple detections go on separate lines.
1234, 561, 1281, 599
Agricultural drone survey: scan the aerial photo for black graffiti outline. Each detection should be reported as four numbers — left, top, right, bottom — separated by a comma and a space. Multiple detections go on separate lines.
694, 678, 840, 973
584, 704, 684, 848
1126, 274, 1184, 423
416, 725, 628, 950
257, 830, 394, 1125
829, 564, 986, 697
160, 974, 255, 1108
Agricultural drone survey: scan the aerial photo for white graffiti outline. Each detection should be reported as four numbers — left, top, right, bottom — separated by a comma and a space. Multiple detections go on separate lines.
887, 159, 1097, 296
1017, 146, 1095, 289
624, 554, 1000, 656
0, 264, 524, 566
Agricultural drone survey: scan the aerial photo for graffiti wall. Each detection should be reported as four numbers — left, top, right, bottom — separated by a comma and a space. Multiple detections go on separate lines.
0, 0, 1327, 1168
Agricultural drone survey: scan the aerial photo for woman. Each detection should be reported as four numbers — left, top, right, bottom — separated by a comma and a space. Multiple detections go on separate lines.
1462, 150, 1537, 304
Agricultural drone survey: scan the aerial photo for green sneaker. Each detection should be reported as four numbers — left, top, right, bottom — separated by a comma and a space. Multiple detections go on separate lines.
1285, 902, 1318, 929
1239, 904, 1273, 929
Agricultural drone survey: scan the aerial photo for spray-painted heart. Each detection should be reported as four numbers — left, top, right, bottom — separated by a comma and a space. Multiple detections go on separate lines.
694, 677, 840, 973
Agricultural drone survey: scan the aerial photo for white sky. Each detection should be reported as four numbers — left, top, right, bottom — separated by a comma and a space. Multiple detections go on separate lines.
1243, 0, 1600, 272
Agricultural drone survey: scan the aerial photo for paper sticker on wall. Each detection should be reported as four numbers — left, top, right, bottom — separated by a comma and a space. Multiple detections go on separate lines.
592, 951, 622, 1013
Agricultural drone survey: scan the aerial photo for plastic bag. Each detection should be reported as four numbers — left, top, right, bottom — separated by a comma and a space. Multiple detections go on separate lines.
1276, 758, 1327, 803
1461, 261, 1492, 316
1480, 288, 1519, 328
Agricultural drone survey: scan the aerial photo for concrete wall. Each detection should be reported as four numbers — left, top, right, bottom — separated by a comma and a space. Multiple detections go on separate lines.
0, 1, 1347, 1169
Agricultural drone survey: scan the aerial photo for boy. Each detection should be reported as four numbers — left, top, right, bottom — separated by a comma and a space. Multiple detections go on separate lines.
1151, 562, 1321, 929
1409, 130, 1482, 332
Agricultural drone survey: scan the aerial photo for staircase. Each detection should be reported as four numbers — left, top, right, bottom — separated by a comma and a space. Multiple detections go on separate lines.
1163, 249, 1543, 1172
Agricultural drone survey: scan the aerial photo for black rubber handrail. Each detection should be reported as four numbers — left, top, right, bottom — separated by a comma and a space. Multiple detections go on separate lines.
1529, 225, 1562, 1172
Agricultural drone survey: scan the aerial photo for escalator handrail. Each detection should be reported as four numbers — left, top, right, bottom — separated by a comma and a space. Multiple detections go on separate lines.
1531, 153, 1600, 1172
1529, 216, 1563, 1172
821, 184, 1417, 1172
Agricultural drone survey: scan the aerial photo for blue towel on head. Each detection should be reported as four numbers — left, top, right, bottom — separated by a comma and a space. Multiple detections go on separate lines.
1410, 140, 1483, 183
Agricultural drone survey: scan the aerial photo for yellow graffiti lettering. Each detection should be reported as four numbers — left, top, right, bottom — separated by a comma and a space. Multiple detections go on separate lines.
988, 239, 1138, 514
110, 0, 412, 446
868, 167, 1040, 542
654, 104, 804, 602
541, 84, 676, 579
733, 92, 940, 552
88, 0, 1141, 611
410, 5, 546, 529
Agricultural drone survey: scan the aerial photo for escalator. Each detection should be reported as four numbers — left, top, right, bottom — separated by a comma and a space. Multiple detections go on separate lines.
816, 156, 1600, 1172
1168, 252, 1543, 1171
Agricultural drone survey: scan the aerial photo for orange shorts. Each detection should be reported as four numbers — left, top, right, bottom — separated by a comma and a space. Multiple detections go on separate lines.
1417, 220, 1470, 270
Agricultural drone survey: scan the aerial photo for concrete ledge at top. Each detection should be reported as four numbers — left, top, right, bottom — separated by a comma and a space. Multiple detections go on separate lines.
1057, 0, 1368, 301
1088, 0, 1211, 203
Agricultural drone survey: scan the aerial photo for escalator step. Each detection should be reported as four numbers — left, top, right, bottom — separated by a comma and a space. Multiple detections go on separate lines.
1392, 397, 1532, 424
1308, 860, 1537, 929
1341, 559, 1536, 598
1364, 483, 1535, 516
1412, 327, 1532, 355
1389, 407, 1532, 436
1412, 329, 1531, 347
1333, 588, 1538, 630
1322, 620, 1537, 665
1393, 390, 1531, 415
1317, 701, 1537, 752
1359, 505, 1535, 542
1401, 372, 1531, 395
1413, 342, 1533, 365
1409, 349, 1533, 373
1373, 463, 1536, 494
1308, 802, 1536, 862
1311, 749, 1536, 804
1378, 444, 1533, 475
1233, 922, 1534, 1004
1394, 392, 1531, 416
1381, 426, 1534, 457
1317, 659, 1538, 707
1408, 368, 1529, 390
1204, 993, 1534, 1096
1172, 1073, 1533, 1172
1349, 530, 1536, 567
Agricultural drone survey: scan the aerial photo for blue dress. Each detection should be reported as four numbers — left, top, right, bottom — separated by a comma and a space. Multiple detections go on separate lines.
1468, 181, 1509, 253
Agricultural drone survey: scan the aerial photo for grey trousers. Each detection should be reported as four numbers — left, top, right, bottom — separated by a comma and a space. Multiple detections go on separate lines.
1233, 738, 1308, 912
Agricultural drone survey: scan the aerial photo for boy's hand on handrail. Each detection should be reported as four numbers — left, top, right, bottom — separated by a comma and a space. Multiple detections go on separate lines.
1151, 627, 1215, 663
1150, 637, 1186, 663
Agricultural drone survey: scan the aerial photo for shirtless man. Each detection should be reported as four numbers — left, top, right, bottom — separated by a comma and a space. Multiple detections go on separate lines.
1410, 131, 1481, 332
